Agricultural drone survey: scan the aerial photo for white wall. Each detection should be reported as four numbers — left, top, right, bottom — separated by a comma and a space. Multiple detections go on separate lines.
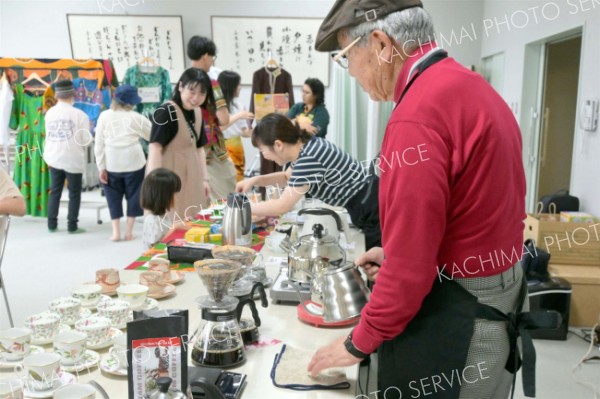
480, 0, 600, 216
0, 0, 484, 167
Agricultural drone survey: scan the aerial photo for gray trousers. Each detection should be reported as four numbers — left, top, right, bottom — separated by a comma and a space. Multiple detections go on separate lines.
455, 264, 528, 399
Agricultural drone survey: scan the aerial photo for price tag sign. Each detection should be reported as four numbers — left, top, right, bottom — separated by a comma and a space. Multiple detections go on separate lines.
138, 87, 161, 103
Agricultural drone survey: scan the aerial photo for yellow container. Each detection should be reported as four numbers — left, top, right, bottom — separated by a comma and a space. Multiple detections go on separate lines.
185, 227, 211, 243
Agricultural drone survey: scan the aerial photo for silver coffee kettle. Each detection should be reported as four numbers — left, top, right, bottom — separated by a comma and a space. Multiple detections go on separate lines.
287, 223, 346, 283
222, 193, 252, 247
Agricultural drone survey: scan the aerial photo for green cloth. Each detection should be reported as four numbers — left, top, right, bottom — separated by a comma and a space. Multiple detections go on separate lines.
9, 84, 50, 217
122, 65, 172, 118
287, 102, 330, 138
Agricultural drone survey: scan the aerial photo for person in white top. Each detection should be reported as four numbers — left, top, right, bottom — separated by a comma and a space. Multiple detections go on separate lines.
95, 85, 151, 241
218, 70, 254, 181
44, 79, 91, 233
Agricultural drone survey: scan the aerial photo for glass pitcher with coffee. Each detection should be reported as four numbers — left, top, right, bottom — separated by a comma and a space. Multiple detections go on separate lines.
191, 260, 246, 368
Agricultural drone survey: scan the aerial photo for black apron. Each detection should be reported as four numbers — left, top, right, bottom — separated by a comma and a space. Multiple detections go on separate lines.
374, 50, 560, 399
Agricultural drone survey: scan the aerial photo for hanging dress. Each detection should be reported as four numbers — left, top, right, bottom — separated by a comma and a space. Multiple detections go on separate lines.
9, 84, 50, 216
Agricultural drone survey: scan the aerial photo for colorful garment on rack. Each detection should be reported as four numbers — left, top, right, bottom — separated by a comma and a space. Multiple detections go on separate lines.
72, 78, 112, 133
122, 65, 172, 118
9, 84, 50, 217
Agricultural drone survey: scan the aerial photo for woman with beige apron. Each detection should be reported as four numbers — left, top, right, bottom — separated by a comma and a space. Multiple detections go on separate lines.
146, 68, 211, 221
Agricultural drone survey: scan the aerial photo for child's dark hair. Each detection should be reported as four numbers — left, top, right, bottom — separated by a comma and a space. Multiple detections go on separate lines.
187, 36, 216, 60
217, 70, 241, 113
304, 78, 325, 106
140, 168, 181, 216
172, 68, 214, 110
251, 113, 312, 148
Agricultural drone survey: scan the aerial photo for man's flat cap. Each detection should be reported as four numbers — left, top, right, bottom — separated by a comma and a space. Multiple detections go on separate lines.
315, 0, 423, 52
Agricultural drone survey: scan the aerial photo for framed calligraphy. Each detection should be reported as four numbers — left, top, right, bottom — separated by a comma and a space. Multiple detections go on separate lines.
211, 16, 330, 86
67, 14, 185, 83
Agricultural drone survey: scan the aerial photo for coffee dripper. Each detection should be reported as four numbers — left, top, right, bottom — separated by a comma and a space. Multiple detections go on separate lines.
192, 260, 245, 368
211, 245, 266, 297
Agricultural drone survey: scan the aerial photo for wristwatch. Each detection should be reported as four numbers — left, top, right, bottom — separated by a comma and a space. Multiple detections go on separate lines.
344, 332, 368, 359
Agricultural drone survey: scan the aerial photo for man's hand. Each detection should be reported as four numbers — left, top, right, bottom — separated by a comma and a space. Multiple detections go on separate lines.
355, 247, 384, 281
308, 336, 362, 377
99, 169, 108, 184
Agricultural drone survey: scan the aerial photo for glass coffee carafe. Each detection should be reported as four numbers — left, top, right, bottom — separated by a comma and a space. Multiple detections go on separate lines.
192, 260, 245, 368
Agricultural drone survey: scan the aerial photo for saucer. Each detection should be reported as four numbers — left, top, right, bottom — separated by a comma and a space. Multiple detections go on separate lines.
81, 295, 111, 309
60, 349, 100, 373
114, 311, 134, 329
64, 307, 92, 325
22, 371, 76, 398
132, 298, 158, 311
100, 353, 127, 377
165, 270, 185, 285
147, 284, 176, 300
87, 328, 123, 350
30, 324, 71, 345
0, 345, 45, 369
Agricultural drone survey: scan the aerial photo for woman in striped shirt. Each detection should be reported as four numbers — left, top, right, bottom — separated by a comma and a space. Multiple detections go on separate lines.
235, 113, 380, 249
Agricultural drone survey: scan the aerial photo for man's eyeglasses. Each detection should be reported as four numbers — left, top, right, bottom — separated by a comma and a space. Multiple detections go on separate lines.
331, 36, 363, 69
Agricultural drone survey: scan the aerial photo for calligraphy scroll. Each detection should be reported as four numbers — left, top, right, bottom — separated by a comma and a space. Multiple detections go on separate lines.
211, 17, 330, 86
67, 14, 185, 83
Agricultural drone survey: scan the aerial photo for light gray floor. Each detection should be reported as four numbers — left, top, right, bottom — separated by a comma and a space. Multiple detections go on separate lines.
0, 189, 598, 398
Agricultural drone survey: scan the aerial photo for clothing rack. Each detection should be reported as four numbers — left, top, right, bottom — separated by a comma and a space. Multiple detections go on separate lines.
0, 57, 119, 217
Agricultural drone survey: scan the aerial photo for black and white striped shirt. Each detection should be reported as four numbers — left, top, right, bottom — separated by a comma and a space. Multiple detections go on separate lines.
288, 137, 368, 207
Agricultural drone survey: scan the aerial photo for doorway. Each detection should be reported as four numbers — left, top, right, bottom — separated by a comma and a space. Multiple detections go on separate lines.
535, 35, 582, 202
520, 29, 583, 211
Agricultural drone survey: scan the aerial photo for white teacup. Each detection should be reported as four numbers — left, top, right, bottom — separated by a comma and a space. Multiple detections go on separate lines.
96, 300, 131, 327
53, 383, 96, 399
71, 284, 102, 307
53, 331, 87, 366
48, 297, 82, 324
75, 316, 111, 347
116, 284, 148, 309
108, 334, 128, 369
0, 378, 23, 399
24, 312, 61, 343
0, 328, 31, 361
20, 353, 61, 391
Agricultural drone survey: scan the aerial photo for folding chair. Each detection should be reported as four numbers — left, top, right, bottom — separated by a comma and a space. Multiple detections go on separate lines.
0, 215, 13, 327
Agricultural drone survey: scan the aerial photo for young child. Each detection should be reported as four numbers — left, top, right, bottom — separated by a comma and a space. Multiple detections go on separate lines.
140, 168, 189, 249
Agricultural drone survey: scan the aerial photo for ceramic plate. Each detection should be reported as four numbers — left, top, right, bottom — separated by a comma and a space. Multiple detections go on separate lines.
30, 324, 71, 346
147, 284, 176, 300
22, 371, 76, 398
99, 353, 127, 377
165, 271, 185, 285
81, 295, 111, 309
0, 345, 45, 369
64, 308, 92, 325
132, 298, 158, 312
87, 328, 123, 350
60, 349, 100, 373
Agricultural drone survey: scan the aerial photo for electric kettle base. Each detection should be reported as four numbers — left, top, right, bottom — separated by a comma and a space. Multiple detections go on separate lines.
296, 301, 359, 328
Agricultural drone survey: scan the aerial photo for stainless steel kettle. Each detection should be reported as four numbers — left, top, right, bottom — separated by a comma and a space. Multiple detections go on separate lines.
222, 193, 252, 247
287, 223, 346, 283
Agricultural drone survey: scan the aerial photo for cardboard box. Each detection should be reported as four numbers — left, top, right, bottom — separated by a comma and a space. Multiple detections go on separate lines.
548, 264, 600, 327
185, 227, 210, 243
524, 214, 600, 266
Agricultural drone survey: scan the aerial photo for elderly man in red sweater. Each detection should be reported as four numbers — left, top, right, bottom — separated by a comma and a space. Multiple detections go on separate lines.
309, 2, 530, 399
